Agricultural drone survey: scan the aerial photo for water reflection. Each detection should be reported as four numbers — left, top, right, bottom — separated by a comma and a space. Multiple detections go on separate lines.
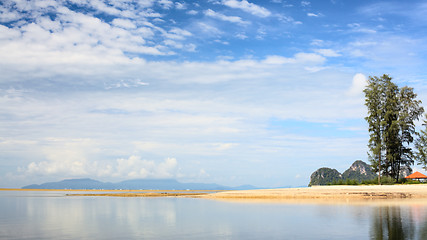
1, 191, 427, 240
370, 205, 427, 240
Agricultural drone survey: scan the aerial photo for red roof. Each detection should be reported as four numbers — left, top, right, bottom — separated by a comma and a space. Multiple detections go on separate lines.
405, 171, 427, 179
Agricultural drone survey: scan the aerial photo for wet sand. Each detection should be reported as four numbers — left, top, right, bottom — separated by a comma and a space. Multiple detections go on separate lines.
0, 188, 221, 197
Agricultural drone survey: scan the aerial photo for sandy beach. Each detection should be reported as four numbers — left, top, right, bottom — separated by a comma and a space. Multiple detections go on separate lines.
3, 185, 427, 203
202, 185, 427, 204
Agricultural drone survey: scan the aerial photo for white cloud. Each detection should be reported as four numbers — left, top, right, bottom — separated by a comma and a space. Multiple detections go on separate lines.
212, 143, 238, 151
235, 33, 248, 39
18, 137, 179, 179
163, 39, 196, 51
185, 43, 197, 52
263, 55, 292, 64
186, 10, 198, 15
204, 9, 250, 25
157, 0, 174, 9
1, 0, 427, 189
84, 0, 129, 17
1, 51, 370, 187
301, 1, 311, 7
164, 27, 192, 40
0, 25, 21, 40
0, 0, 195, 60
175, 2, 187, 10
311, 39, 329, 47
222, 0, 271, 17
198, 169, 210, 178
347, 23, 377, 34
112, 18, 137, 29
307, 13, 322, 17
197, 22, 223, 36
115, 156, 178, 178
22, 138, 98, 176
315, 49, 341, 57
0, 5, 22, 22
264, 52, 326, 65
348, 73, 367, 96
294, 52, 326, 64
104, 79, 149, 89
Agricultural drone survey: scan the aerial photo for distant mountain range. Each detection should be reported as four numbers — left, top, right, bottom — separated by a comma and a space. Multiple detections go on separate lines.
22, 178, 259, 190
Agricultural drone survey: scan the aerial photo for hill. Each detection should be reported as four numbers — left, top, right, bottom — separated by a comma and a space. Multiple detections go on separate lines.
309, 167, 342, 186
309, 160, 378, 186
21, 178, 114, 189
22, 178, 258, 190
342, 160, 377, 182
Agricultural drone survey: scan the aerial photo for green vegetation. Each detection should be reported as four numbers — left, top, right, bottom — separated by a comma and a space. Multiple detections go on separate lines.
309, 167, 342, 186
330, 176, 395, 185
342, 160, 377, 182
309, 160, 426, 186
309, 74, 427, 186
309, 160, 377, 186
364, 74, 424, 183
330, 176, 426, 185
415, 116, 427, 171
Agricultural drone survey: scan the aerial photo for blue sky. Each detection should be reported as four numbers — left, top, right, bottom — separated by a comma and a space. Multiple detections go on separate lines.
1, 0, 427, 188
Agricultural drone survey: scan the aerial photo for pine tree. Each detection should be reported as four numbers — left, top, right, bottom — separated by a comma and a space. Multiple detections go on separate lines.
382, 77, 400, 181
364, 74, 423, 182
397, 87, 424, 180
415, 115, 427, 171
364, 75, 386, 184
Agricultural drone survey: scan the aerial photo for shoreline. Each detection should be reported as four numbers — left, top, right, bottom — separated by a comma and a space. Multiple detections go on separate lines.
0, 188, 220, 193
2, 185, 427, 203
201, 185, 427, 204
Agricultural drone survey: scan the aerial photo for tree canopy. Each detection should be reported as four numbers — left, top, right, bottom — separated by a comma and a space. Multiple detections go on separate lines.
415, 116, 427, 171
364, 74, 424, 183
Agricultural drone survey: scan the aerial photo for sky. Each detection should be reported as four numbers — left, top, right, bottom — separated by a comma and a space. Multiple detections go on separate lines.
1, 0, 427, 188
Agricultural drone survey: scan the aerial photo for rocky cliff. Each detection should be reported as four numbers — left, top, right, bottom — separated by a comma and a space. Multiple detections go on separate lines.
342, 160, 377, 182
309, 167, 342, 186
309, 160, 377, 186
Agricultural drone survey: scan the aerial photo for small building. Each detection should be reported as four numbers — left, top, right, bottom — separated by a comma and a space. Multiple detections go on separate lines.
405, 171, 427, 182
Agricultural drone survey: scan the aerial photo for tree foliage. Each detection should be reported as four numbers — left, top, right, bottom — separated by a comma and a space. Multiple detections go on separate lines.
415, 116, 427, 171
364, 74, 424, 182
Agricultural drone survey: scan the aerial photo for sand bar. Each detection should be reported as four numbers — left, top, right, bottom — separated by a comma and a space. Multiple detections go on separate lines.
2, 185, 427, 203
0, 188, 223, 197
202, 185, 427, 204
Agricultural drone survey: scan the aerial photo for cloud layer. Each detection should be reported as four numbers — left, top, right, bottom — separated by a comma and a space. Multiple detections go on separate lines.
2, 0, 427, 187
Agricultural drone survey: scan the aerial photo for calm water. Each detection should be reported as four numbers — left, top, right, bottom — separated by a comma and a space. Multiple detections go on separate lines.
1, 191, 427, 239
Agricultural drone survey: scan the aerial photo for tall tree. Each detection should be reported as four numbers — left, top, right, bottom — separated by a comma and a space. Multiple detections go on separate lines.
381, 77, 400, 181
415, 115, 427, 171
364, 74, 424, 182
396, 87, 424, 181
364, 75, 386, 184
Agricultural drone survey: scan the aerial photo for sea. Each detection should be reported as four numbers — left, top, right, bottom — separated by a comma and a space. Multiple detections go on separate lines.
1, 190, 426, 239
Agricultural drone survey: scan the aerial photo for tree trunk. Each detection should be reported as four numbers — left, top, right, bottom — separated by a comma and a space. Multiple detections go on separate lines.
378, 151, 382, 185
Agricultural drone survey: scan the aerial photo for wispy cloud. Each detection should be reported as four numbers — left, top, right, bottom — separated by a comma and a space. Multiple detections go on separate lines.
204, 9, 250, 25
2, 0, 427, 188
347, 23, 376, 34
307, 12, 323, 17
314, 49, 341, 57
301, 1, 311, 7
222, 0, 271, 17
197, 22, 223, 36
